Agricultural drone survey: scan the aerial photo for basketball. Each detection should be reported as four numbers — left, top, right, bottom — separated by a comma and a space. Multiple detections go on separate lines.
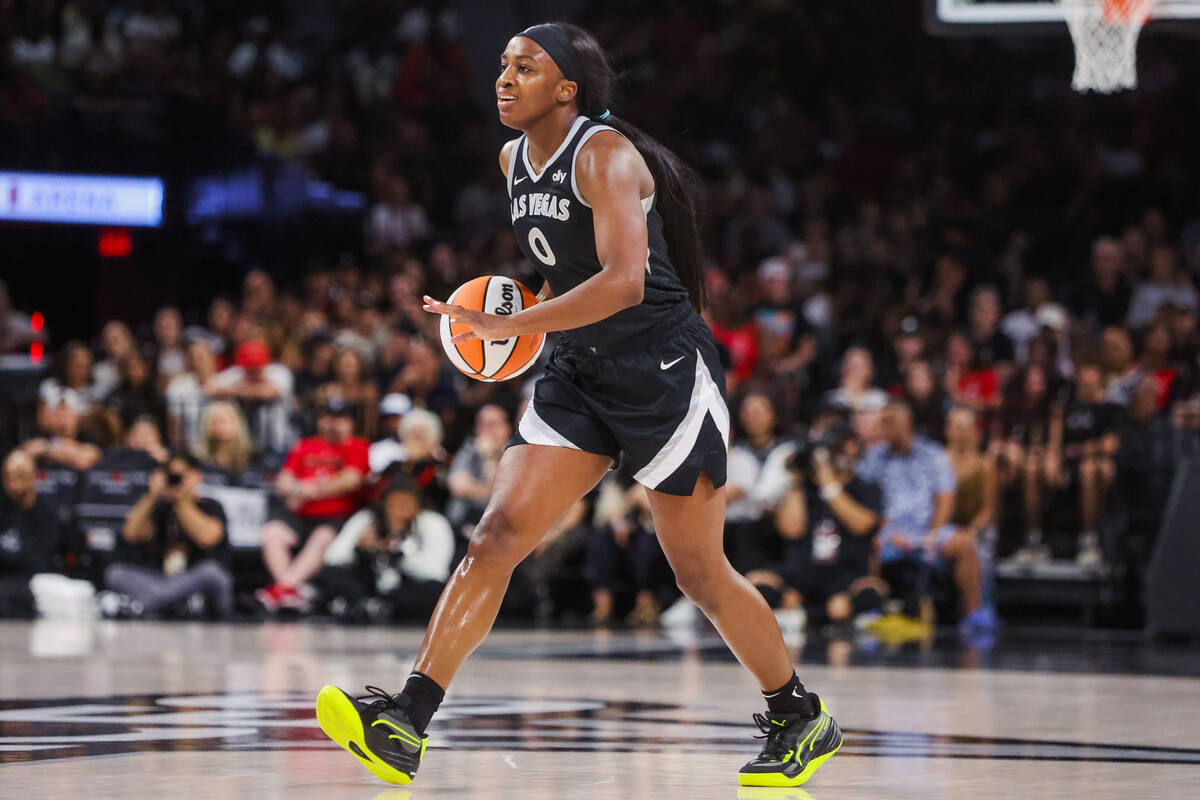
438, 275, 545, 382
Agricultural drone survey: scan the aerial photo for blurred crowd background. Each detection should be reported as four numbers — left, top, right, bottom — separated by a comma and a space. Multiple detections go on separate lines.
3, 0, 1200, 635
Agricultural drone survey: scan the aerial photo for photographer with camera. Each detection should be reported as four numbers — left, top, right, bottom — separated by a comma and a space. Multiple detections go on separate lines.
319, 475, 454, 622
746, 421, 886, 627
103, 453, 233, 618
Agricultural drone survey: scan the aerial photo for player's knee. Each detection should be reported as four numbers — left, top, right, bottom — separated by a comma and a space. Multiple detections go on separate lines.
467, 508, 524, 568
673, 559, 724, 607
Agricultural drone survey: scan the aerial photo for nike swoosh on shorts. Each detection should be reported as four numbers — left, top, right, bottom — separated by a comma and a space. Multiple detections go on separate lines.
660, 356, 685, 370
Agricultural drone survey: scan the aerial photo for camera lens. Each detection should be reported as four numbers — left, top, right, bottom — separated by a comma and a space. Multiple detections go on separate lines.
167, 472, 182, 486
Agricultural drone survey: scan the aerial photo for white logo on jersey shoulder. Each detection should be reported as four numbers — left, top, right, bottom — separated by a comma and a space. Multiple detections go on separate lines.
552, 169, 567, 183
660, 356, 685, 371
514, 176, 527, 185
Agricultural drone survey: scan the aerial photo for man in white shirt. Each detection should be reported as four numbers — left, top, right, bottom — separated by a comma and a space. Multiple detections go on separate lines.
726, 393, 796, 572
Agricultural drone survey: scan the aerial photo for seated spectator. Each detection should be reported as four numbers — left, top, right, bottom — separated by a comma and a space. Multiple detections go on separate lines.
945, 407, 997, 552
105, 351, 162, 431
39, 340, 104, 417
944, 331, 1002, 412
125, 415, 171, 464
446, 404, 511, 548
748, 421, 885, 627
377, 393, 413, 442
206, 339, 294, 454
0, 450, 59, 618
93, 320, 138, 400
370, 408, 448, 509
194, 400, 257, 481
751, 257, 819, 405
198, 297, 236, 364
318, 346, 379, 440
150, 306, 187, 391
1011, 363, 1120, 567
166, 339, 220, 450
967, 285, 1015, 381
1002, 277, 1058, 364
319, 475, 454, 621
587, 472, 672, 626
367, 174, 431, 254
824, 347, 888, 437
293, 331, 337, 409
1073, 236, 1132, 330
102, 454, 233, 619
725, 392, 795, 573
900, 360, 947, 442
257, 399, 368, 613
1127, 245, 1197, 330
22, 392, 103, 472
389, 338, 459, 412
857, 402, 993, 636
1102, 326, 1142, 407
1139, 321, 1179, 412
992, 365, 1056, 551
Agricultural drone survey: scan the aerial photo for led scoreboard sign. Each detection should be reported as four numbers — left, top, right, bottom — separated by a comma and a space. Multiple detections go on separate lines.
0, 171, 164, 227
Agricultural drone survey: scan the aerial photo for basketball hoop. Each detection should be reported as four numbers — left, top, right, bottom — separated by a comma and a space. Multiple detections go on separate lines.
1060, 0, 1157, 92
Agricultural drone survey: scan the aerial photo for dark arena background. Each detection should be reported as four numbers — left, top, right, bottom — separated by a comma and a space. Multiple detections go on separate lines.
3, 2, 1200, 798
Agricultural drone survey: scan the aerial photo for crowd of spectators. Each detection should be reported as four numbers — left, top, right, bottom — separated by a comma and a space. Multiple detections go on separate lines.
4, 1, 1200, 631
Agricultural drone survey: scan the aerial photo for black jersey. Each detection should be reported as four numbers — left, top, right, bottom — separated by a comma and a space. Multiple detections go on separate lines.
507, 115, 691, 347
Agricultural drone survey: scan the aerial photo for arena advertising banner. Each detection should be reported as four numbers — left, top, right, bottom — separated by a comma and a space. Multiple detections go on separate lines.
0, 171, 164, 227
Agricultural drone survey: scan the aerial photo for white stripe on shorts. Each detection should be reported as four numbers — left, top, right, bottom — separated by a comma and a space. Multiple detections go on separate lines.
517, 398, 581, 450
633, 349, 729, 490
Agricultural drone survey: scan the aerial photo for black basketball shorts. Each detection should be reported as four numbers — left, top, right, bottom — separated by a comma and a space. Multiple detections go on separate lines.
509, 311, 729, 496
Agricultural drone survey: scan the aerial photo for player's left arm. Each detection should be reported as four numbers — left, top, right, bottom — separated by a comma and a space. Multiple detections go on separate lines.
425, 132, 650, 342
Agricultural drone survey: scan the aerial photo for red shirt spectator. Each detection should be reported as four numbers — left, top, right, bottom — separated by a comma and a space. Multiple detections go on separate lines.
710, 319, 759, 384
278, 404, 369, 518
282, 436, 368, 518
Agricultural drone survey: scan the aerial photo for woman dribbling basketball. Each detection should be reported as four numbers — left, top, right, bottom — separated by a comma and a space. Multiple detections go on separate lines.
316, 22, 842, 789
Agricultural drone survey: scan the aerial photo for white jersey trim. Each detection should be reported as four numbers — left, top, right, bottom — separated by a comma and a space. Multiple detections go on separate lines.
633, 349, 730, 490
570, 123, 615, 207
506, 137, 523, 199
517, 398, 582, 450
522, 115, 588, 183
571, 125, 657, 215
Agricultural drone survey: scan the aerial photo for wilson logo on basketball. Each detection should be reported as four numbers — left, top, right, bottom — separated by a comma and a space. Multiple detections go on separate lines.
438, 275, 546, 383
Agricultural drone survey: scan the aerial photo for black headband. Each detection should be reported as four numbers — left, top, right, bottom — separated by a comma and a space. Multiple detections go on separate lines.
519, 24, 580, 84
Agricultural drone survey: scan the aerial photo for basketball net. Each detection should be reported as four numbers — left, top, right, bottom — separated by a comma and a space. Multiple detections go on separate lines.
1061, 0, 1156, 91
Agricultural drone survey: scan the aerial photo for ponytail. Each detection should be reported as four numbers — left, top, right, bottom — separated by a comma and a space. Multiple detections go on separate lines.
548, 23, 707, 312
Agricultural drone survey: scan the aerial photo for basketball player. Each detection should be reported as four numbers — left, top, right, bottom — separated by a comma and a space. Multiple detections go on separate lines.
315, 23, 841, 788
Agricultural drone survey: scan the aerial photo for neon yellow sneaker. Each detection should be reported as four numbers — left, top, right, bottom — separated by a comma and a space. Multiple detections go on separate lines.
316, 685, 428, 785
737, 694, 842, 787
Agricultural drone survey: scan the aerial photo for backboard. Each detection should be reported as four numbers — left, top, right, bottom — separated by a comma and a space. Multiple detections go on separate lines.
925, 0, 1200, 35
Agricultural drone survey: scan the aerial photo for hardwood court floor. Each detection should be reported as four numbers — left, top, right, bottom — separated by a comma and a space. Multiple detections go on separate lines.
1, 620, 1199, 799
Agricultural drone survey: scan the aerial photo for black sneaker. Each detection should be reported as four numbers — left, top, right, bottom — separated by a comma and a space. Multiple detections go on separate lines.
738, 693, 842, 787
316, 685, 428, 785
